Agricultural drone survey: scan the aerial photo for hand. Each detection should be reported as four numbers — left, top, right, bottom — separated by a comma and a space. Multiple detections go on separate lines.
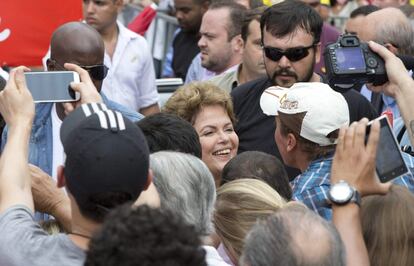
61, 63, 103, 115
368, 41, 414, 98
331, 118, 390, 196
0, 66, 35, 128
29, 164, 69, 214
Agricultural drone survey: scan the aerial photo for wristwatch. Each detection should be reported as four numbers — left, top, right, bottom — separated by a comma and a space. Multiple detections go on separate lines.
328, 180, 361, 207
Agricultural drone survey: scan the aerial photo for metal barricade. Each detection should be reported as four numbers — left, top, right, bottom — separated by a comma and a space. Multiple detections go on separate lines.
145, 9, 179, 78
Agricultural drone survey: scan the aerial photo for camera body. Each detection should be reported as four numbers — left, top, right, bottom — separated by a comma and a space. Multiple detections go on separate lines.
324, 34, 387, 87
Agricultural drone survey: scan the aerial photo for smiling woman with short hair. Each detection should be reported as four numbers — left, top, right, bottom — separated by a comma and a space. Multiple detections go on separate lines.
163, 82, 239, 187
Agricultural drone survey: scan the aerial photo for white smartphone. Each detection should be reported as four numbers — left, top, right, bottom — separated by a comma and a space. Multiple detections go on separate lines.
367, 115, 409, 183
24, 71, 80, 103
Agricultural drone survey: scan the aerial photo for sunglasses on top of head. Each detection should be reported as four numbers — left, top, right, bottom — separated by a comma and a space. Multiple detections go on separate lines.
49, 59, 109, 81
262, 43, 316, 62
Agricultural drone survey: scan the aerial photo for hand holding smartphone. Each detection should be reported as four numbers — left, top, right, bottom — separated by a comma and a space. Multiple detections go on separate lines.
367, 115, 409, 183
24, 71, 80, 103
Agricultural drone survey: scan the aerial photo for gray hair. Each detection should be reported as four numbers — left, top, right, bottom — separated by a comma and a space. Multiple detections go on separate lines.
150, 151, 216, 236
373, 8, 414, 56
240, 204, 345, 266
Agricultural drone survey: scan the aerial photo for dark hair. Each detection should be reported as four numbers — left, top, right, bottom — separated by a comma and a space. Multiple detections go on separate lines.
249, 0, 264, 8
400, 4, 414, 18
136, 113, 202, 158
350, 5, 380, 18
85, 204, 207, 266
192, 0, 210, 6
260, 0, 323, 44
209, 0, 247, 40
221, 151, 292, 200
241, 6, 266, 42
278, 114, 336, 162
71, 191, 134, 223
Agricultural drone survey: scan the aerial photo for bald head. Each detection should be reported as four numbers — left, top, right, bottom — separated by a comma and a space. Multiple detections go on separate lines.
360, 8, 414, 55
51, 22, 104, 63
49, 22, 105, 90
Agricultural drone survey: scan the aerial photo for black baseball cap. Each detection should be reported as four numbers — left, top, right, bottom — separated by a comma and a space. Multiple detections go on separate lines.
60, 103, 149, 209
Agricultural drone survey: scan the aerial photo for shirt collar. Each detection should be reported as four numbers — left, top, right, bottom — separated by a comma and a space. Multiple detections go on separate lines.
116, 20, 138, 40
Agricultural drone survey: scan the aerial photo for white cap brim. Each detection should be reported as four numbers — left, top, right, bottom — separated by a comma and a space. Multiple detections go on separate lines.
260, 86, 290, 116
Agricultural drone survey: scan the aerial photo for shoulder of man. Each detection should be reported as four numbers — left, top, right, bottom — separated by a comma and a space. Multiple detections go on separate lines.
231, 77, 270, 99
208, 71, 236, 94
102, 93, 144, 122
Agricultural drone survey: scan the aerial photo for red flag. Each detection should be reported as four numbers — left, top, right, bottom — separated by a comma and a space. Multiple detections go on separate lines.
0, 0, 82, 67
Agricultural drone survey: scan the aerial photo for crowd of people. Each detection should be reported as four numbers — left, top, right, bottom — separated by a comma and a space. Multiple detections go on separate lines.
1, 0, 414, 265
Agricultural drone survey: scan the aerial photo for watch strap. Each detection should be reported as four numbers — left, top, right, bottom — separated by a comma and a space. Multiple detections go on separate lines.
350, 189, 361, 207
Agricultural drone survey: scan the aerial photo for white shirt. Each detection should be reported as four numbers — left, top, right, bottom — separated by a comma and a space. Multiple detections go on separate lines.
203, 246, 232, 266
102, 21, 159, 111
51, 104, 64, 180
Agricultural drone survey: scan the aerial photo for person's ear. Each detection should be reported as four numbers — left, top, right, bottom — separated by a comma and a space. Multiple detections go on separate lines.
115, 0, 124, 11
286, 133, 297, 152
231, 34, 244, 54
314, 42, 321, 64
144, 169, 153, 190
201, 0, 210, 12
384, 43, 398, 55
57, 165, 66, 188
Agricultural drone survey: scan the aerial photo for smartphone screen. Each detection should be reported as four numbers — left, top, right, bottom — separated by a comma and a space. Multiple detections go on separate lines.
367, 115, 409, 183
25, 71, 80, 103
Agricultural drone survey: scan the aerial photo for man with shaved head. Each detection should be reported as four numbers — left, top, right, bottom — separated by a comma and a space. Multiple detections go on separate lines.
1, 22, 142, 221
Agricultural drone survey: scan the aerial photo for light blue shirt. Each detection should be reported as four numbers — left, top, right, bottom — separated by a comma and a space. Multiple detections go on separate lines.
360, 84, 400, 119
185, 53, 216, 84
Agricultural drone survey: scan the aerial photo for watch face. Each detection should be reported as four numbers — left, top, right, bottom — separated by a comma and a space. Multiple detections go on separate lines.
330, 182, 353, 203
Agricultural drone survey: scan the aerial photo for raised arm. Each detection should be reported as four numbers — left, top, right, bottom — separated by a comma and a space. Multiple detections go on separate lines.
330, 118, 390, 266
0, 67, 35, 213
369, 41, 414, 147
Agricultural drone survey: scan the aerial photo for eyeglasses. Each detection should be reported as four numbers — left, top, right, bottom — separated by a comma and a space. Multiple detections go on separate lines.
262, 44, 316, 62
48, 59, 109, 81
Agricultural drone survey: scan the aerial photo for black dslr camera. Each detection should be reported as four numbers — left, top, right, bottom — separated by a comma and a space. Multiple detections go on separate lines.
324, 34, 387, 88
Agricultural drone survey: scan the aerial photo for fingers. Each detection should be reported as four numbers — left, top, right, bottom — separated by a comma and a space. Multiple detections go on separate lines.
368, 41, 393, 60
344, 121, 357, 151
5, 66, 31, 94
63, 63, 91, 83
62, 102, 75, 115
14, 69, 29, 93
354, 118, 369, 149
366, 119, 380, 158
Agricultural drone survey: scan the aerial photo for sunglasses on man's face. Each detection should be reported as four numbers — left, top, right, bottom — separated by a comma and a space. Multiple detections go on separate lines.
79, 64, 109, 81
263, 44, 316, 62
49, 59, 109, 81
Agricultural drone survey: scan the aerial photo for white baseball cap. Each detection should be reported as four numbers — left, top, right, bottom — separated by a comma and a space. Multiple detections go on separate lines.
260, 82, 350, 146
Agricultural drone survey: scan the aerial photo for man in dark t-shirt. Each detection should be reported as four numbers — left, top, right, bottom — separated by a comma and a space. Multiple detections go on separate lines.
231, 1, 377, 179
169, 0, 210, 80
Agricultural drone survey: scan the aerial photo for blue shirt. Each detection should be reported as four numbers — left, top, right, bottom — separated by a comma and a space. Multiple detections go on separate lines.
291, 153, 414, 220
